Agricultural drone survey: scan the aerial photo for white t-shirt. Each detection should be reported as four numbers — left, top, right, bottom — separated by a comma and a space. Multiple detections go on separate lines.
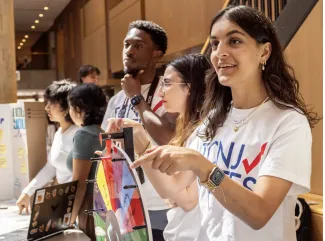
23, 125, 79, 196
101, 84, 164, 129
164, 202, 202, 241
163, 132, 202, 241
194, 101, 311, 241
46, 124, 56, 154
101, 84, 169, 211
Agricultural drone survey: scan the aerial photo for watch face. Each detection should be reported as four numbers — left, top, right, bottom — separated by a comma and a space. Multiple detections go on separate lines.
131, 95, 143, 106
131, 97, 139, 105
211, 169, 224, 185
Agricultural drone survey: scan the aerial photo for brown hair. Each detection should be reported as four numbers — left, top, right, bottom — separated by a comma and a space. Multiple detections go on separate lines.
201, 5, 319, 140
168, 54, 210, 146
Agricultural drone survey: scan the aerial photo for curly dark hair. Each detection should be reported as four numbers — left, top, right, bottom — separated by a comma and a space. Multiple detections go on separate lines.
44, 79, 77, 123
128, 20, 168, 54
78, 65, 101, 83
202, 5, 319, 140
68, 84, 107, 126
168, 54, 210, 147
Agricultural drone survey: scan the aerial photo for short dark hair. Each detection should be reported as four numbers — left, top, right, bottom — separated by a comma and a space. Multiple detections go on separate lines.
68, 84, 107, 126
78, 65, 101, 83
44, 79, 77, 123
128, 20, 168, 55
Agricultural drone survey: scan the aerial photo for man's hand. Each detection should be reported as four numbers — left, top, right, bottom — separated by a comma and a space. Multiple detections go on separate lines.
121, 70, 144, 98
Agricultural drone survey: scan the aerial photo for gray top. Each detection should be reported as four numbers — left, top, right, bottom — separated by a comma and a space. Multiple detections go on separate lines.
66, 125, 103, 172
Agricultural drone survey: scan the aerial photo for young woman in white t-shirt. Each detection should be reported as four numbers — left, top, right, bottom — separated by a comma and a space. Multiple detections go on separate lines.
16, 80, 79, 214
106, 54, 210, 240
131, 6, 319, 241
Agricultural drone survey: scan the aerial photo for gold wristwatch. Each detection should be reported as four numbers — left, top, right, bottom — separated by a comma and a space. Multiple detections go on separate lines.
199, 165, 225, 192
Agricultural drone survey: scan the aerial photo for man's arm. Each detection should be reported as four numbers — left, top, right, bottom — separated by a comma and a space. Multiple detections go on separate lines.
135, 99, 175, 145
121, 71, 176, 144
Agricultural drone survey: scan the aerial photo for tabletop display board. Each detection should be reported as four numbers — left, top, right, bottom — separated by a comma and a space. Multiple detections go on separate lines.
0, 102, 47, 201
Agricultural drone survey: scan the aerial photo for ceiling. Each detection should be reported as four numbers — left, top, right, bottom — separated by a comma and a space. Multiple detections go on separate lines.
14, 0, 71, 59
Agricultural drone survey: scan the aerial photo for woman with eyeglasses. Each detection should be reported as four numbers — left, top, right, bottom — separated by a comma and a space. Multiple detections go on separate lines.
131, 5, 319, 241
106, 54, 210, 241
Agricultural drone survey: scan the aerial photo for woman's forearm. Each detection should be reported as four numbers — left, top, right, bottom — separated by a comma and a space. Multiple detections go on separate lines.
70, 182, 87, 225
197, 161, 292, 230
169, 181, 198, 212
211, 176, 269, 230
22, 162, 56, 197
142, 162, 195, 199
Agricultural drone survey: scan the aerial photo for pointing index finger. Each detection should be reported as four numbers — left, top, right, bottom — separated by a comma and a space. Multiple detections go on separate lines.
130, 147, 159, 169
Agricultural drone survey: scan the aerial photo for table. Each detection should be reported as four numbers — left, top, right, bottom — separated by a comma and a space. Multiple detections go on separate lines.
0, 200, 90, 241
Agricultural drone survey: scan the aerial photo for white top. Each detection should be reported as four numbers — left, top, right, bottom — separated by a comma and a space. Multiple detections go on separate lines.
101, 84, 169, 210
163, 132, 202, 241
46, 124, 56, 154
194, 101, 311, 241
164, 203, 202, 241
22, 125, 79, 197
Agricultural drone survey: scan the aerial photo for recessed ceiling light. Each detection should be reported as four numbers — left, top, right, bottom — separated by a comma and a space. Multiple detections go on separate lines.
22, 39, 26, 42
35, 20, 39, 23
24, 35, 29, 38
17, 46, 21, 49
20, 43, 23, 46
39, 14, 44, 17
44, 6, 49, 10
31, 25, 35, 29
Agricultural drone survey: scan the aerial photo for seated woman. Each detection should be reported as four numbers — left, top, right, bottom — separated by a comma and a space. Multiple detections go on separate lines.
106, 54, 210, 241
131, 5, 319, 241
16, 80, 79, 214
66, 83, 107, 239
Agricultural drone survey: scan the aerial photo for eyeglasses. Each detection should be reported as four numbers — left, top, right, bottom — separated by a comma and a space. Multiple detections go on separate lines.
159, 76, 187, 90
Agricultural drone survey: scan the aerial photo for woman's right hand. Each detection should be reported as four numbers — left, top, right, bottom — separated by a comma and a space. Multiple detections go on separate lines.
16, 193, 30, 214
105, 118, 150, 155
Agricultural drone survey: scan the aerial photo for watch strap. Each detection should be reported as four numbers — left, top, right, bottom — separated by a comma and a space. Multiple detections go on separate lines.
131, 94, 144, 106
199, 165, 224, 192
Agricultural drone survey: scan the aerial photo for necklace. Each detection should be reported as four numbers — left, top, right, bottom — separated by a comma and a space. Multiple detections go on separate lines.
230, 97, 269, 132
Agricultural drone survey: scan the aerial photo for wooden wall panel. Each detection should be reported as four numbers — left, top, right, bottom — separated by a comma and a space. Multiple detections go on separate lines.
145, 0, 225, 56
109, 0, 142, 72
55, 0, 82, 82
81, 25, 108, 85
284, 1, 323, 195
80, 0, 109, 85
56, 28, 65, 80
108, 0, 124, 10
83, 0, 106, 37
